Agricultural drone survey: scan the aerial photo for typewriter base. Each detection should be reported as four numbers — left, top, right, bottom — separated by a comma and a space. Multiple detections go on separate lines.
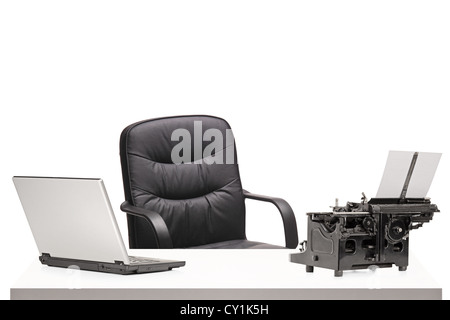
290, 212, 411, 277
296, 255, 408, 277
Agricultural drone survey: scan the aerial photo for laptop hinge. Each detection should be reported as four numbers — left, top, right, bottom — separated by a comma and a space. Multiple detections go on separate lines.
39, 253, 51, 263
114, 260, 125, 265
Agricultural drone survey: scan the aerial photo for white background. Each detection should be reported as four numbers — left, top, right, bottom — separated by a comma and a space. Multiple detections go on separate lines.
1, 1, 449, 300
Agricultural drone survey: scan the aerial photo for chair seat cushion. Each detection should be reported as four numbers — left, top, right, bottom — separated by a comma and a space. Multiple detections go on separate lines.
187, 239, 287, 249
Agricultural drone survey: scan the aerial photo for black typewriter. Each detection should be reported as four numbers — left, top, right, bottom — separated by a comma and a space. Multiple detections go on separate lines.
290, 151, 441, 277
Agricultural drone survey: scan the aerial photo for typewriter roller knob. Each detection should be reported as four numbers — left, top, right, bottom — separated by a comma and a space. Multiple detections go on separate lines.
363, 217, 376, 232
387, 220, 408, 242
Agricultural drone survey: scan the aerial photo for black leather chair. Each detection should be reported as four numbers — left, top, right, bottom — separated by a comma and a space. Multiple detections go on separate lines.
119, 115, 298, 249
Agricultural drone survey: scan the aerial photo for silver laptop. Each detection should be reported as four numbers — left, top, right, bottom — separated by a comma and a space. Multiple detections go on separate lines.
13, 176, 185, 274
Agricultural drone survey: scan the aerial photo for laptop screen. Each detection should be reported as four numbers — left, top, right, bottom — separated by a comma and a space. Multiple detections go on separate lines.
13, 177, 130, 264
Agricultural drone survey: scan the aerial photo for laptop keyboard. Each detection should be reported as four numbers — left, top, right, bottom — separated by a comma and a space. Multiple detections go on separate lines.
128, 256, 160, 265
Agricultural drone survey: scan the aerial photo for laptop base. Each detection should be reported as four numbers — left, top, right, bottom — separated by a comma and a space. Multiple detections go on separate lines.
40, 254, 185, 275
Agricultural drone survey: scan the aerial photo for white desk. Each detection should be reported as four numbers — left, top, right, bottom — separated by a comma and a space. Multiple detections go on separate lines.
11, 249, 442, 300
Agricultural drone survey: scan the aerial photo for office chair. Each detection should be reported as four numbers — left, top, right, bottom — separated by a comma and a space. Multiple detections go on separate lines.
119, 115, 298, 249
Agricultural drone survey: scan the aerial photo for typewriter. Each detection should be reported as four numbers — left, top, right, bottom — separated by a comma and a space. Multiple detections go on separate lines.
290, 151, 441, 277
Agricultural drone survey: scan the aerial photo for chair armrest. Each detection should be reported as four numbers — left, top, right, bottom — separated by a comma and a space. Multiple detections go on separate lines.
243, 191, 299, 249
120, 201, 173, 249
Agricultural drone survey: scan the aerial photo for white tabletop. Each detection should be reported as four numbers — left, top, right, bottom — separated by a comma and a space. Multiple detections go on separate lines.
11, 249, 442, 300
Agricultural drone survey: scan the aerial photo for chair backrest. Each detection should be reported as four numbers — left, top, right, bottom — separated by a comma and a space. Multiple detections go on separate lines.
120, 115, 246, 248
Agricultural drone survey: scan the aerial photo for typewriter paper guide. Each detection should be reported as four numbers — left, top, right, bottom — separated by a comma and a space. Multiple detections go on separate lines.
376, 151, 442, 198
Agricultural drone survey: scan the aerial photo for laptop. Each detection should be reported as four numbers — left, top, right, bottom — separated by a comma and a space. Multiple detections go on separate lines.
12, 176, 185, 275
